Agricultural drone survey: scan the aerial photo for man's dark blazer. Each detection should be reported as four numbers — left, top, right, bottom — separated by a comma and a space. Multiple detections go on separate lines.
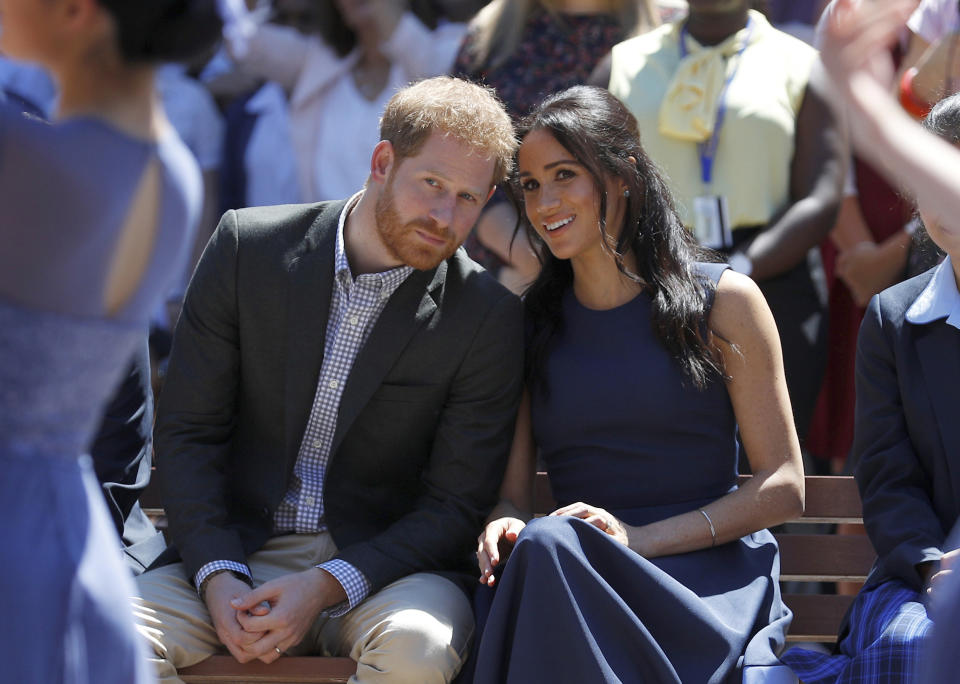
152, 199, 524, 593
853, 265, 960, 592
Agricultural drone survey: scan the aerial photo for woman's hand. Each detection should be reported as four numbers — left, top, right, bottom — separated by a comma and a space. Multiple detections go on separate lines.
550, 502, 630, 548
477, 517, 526, 587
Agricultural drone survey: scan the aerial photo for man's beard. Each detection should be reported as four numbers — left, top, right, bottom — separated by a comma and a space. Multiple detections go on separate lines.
374, 178, 458, 271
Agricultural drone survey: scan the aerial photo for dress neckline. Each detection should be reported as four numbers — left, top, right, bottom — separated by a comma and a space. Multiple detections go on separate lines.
567, 287, 646, 314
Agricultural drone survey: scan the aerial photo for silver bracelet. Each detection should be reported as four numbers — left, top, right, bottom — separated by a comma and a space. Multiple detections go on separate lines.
698, 508, 717, 547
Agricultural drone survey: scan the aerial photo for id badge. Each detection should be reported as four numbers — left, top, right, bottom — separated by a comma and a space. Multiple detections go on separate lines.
692, 195, 732, 250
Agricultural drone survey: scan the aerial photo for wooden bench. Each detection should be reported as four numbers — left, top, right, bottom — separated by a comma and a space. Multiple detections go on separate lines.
139, 474, 874, 683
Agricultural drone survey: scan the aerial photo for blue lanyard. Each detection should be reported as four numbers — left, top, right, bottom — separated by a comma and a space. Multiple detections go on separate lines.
679, 17, 754, 186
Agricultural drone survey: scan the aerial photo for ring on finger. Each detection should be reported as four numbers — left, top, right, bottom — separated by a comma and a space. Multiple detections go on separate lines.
275, 646, 282, 656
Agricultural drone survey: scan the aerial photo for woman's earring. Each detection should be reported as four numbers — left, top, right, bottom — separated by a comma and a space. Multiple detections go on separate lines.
623, 189, 630, 198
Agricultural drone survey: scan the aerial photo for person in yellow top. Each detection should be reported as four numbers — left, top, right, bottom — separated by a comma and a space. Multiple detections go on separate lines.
592, 0, 845, 442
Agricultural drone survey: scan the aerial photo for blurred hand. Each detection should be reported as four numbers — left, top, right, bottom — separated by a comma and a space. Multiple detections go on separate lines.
550, 502, 629, 548
476, 517, 526, 587
820, 0, 916, 92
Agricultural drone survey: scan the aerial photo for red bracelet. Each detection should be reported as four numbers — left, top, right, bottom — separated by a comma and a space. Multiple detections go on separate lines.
899, 67, 933, 119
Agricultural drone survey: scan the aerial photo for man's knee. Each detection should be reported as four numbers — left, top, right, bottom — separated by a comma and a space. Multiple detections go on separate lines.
132, 564, 216, 668
350, 575, 473, 684
357, 608, 469, 683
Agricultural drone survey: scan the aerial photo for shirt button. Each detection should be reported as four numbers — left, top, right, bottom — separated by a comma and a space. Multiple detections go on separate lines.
312, 438, 322, 449
303, 496, 316, 507
328, 379, 339, 390
349, 315, 359, 326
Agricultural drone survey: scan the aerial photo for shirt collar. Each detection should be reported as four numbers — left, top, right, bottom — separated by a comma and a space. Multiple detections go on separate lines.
334, 191, 413, 296
906, 255, 960, 330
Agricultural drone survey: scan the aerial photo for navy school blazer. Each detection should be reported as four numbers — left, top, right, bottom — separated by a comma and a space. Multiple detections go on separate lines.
853, 264, 960, 591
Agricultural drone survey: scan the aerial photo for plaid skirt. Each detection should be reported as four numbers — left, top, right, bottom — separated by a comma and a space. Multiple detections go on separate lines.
780, 579, 932, 684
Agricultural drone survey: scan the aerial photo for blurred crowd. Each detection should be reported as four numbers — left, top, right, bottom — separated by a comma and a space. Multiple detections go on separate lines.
3, 0, 954, 485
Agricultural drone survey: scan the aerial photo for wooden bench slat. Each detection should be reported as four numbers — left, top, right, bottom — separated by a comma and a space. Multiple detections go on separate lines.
777, 534, 875, 582
180, 656, 356, 683
736, 475, 863, 523
782, 594, 855, 643
787, 475, 863, 523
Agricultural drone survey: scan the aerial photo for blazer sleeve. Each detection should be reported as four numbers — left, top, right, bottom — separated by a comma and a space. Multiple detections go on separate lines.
154, 210, 246, 581
334, 290, 525, 591
853, 293, 944, 590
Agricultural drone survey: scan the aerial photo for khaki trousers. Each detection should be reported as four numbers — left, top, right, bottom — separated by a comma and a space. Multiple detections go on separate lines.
133, 533, 473, 684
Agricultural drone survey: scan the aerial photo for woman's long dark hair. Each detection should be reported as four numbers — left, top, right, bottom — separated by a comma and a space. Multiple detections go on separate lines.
512, 86, 724, 392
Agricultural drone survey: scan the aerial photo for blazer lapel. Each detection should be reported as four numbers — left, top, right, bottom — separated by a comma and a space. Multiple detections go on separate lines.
283, 205, 340, 469
915, 321, 960, 475
330, 260, 447, 456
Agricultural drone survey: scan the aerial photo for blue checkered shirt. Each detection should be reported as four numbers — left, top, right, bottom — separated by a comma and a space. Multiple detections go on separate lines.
196, 193, 413, 615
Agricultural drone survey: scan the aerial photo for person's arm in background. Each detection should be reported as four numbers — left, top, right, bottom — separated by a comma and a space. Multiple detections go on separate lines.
738, 69, 846, 281
229, 21, 335, 94
829, 163, 913, 306
822, 0, 960, 228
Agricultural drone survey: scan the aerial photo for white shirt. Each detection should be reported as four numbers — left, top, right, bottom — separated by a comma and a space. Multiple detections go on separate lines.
906, 255, 960, 330
244, 82, 301, 207
235, 15, 467, 202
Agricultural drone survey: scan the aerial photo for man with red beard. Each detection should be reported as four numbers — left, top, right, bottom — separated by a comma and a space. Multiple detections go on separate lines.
134, 77, 521, 684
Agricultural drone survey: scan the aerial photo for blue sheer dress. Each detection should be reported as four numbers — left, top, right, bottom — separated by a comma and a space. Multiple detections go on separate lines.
0, 102, 199, 683
471, 264, 795, 683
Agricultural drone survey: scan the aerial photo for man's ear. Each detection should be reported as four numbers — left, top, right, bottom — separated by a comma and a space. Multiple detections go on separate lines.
369, 140, 395, 184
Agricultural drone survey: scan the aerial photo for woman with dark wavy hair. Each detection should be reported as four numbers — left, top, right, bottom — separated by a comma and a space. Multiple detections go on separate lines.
471, 86, 804, 683
0, 0, 221, 681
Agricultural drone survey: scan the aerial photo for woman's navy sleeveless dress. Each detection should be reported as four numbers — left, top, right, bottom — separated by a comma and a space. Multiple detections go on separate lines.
0, 103, 199, 683
472, 264, 795, 683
